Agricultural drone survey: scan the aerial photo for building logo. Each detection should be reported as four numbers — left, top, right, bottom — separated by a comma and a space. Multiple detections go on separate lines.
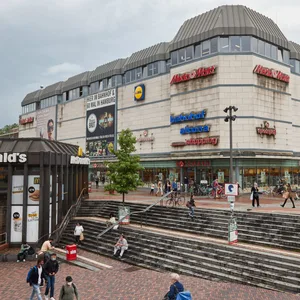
176, 160, 211, 167
70, 156, 90, 165
170, 66, 216, 85
19, 117, 34, 125
256, 121, 276, 137
171, 137, 219, 147
137, 130, 154, 142
87, 114, 97, 133
134, 84, 145, 101
0, 153, 27, 163
253, 65, 290, 83
180, 125, 210, 135
170, 110, 206, 124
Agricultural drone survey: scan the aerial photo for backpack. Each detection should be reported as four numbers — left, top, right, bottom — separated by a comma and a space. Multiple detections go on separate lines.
62, 283, 77, 297
173, 284, 192, 300
26, 266, 37, 283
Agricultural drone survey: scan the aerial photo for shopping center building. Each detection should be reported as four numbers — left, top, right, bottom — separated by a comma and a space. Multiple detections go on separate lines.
19, 5, 300, 189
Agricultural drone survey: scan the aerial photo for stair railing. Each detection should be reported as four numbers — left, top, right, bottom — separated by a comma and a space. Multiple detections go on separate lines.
34, 188, 86, 250
96, 191, 173, 254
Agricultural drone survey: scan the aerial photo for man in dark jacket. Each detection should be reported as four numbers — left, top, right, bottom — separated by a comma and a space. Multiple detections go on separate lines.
163, 273, 184, 300
43, 253, 59, 300
29, 259, 46, 300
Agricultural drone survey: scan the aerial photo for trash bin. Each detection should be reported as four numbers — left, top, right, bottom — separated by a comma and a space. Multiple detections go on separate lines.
66, 244, 77, 261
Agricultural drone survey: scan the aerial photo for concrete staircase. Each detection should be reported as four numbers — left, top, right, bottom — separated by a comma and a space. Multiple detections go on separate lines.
76, 200, 300, 251
60, 218, 300, 294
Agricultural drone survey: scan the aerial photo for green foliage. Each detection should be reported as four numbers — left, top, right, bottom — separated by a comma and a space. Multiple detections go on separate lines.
0, 123, 18, 135
105, 129, 144, 202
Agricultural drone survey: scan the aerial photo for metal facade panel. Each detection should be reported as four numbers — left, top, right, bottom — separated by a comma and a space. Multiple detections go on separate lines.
39, 81, 63, 100
62, 71, 90, 92
289, 41, 300, 60
22, 90, 40, 106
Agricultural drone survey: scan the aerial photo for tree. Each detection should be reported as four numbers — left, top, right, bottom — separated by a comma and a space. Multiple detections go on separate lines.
105, 129, 144, 203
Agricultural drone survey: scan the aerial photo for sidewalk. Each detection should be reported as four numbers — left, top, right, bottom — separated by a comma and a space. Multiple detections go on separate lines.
88, 186, 300, 215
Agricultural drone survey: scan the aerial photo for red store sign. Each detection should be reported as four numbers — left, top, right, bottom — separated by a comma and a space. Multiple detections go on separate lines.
19, 117, 34, 125
256, 121, 276, 137
170, 66, 216, 85
253, 65, 290, 83
176, 160, 211, 168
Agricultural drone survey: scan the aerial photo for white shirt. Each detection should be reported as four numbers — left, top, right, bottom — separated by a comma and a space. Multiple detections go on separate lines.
74, 225, 84, 236
37, 266, 42, 285
117, 238, 128, 250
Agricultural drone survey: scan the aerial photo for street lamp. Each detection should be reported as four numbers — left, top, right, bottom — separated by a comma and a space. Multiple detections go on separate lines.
224, 106, 238, 183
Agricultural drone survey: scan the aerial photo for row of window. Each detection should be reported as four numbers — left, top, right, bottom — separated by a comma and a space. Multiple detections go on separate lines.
89, 75, 122, 94
171, 36, 290, 65
291, 59, 300, 75
63, 86, 88, 102
40, 96, 58, 109
22, 103, 36, 114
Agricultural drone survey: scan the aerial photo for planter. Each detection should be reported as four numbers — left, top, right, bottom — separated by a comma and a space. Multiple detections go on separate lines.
109, 190, 115, 194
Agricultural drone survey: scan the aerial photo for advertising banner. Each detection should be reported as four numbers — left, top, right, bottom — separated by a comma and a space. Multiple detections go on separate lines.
10, 207, 23, 243
86, 88, 116, 157
228, 217, 238, 245
12, 175, 24, 205
27, 206, 39, 243
28, 175, 40, 205
218, 172, 224, 184
118, 206, 130, 225
36, 106, 56, 140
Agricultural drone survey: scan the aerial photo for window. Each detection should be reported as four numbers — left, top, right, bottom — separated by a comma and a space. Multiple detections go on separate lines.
166, 59, 171, 72
220, 37, 229, 52
57, 95, 62, 103
271, 45, 277, 60
258, 40, 265, 55
278, 49, 283, 62
136, 67, 143, 80
90, 81, 99, 94
148, 62, 159, 76
82, 86, 88, 96
102, 79, 107, 89
79, 87, 83, 97
178, 48, 185, 63
185, 46, 193, 61
295, 60, 300, 74
125, 72, 131, 83
230, 36, 241, 52
195, 44, 201, 58
252, 37, 258, 53
171, 51, 178, 65
211, 37, 218, 53
66, 91, 69, 101
202, 40, 210, 56
241, 36, 251, 51
107, 78, 112, 88
265, 43, 271, 58
99, 80, 104, 91
283, 50, 290, 64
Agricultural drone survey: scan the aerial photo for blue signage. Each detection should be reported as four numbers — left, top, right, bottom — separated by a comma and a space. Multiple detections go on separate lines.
180, 125, 210, 135
170, 110, 206, 124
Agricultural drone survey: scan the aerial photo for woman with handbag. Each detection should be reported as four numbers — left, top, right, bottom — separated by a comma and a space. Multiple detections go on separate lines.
74, 222, 84, 245
281, 183, 296, 208
251, 182, 260, 208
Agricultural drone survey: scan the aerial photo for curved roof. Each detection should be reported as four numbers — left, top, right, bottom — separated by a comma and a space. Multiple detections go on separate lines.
123, 42, 170, 72
62, 71, 90, 92
169, 5, 289, 51
39, 81, 63, 100
289, 41, 300, 60
22, 89, 42, 106
89, 59, 126, 84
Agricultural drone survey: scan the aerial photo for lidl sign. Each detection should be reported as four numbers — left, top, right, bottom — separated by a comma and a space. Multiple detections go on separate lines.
134, 84, 145, 101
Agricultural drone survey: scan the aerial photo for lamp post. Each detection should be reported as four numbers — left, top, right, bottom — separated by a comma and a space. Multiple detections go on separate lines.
224, 106, 238, 183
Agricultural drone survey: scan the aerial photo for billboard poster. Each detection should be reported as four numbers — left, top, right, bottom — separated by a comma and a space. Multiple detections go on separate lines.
27, 206, 39, 242
12, 175, 24, 205
86, 88, 116, 157
10, 207, 23, 243
36, 106, 56, 140
28, 175, 40, 204
218, 172, 224, 184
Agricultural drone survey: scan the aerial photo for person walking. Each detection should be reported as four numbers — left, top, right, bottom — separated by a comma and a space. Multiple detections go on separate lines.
251, 182, 260, 208
150, 183, 155, 195
95, 177, 99, 188
28, 259, 46, 300
187, 194, 196, 219
44, 253, 59, 300
74, 223, 84, 245
184, 177, 189, 193
281, 183, 296, 208
59, 276, 80, 300
163, 273, 184, 300
17, 241, 31, 262
156, 180, 163, 196
113, 234, 128, 259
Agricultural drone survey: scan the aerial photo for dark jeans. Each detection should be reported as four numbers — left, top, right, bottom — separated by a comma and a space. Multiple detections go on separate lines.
252, 196, 260, 207
17, 250, 28, 261
282, 197, 295, 207
45, 275, 55, 298
75, 235, 81, 245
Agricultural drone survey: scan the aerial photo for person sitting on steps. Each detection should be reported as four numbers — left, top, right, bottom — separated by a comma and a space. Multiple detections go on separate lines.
17, 241, 31, 262
106, 212, 117, 227
113, 234, 128, 259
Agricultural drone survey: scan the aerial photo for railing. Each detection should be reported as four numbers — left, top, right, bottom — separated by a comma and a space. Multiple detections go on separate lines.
34, 188, 86, 250
0, 232, 7, 245
96, 191, 173, 254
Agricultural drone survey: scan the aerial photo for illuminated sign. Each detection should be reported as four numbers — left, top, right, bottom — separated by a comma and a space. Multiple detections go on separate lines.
70, 156, 90, 165
180, 125, 210, 135
176, 160, 211, 167
256, 121, 276, 137
170, 110, 206, 124
134, 84, 145, 101
170, 66, 216, 85
19, 117, 34, 125
253, 65, 290, 83
171, 136, 219, 147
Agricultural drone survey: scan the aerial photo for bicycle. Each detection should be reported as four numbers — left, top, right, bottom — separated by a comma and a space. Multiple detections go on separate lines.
208, 186, 226, 199
166, 191, 186, 207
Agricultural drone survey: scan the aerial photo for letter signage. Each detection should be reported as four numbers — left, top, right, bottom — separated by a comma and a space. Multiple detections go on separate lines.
170, 110, 206, 124
171, 137, 219, 147
0, 153, 27, 163
253, 65, 290, 83
19, 117, 34, 125
180, 125, 210, 135
256, 121, 276, 137
70, 156, 90, 165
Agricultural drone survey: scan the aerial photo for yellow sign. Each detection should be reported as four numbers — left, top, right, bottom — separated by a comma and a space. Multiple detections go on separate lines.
78, 147, 83, 157
134, 84, 145, 101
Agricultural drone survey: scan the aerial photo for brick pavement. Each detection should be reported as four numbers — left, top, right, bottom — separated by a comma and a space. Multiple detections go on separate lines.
0, 249, 298, 300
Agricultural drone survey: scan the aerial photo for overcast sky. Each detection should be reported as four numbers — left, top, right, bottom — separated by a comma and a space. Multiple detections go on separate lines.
1, 0, 299, 127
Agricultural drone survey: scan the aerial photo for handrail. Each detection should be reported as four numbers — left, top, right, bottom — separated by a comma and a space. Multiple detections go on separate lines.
0, 232, 7, 245
34, 188, 86, 249
96, 191, 173, 253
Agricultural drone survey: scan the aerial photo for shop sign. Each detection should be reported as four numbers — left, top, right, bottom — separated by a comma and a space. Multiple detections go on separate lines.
176, 160, 211, 168
170, 110, 206, 124
170, 66, 216, 85
136, 130, 154, 142
256, 121, 276, 137
0, 153, 27, 163
19, 117, 34, 125
86, 88, 116, 111
180, 125, 210, 135
91, 163, 106, 169
253, 65, 290, 83
70, 156, 90, 165
186, 136, 219, 146
134, 84, 145, 101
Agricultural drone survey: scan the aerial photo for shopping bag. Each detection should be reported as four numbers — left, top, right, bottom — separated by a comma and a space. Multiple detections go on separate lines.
250, 192, 253, 201
79, 232, 84, 241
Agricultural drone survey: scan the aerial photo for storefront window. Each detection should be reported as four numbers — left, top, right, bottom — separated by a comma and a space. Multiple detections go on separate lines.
243, 168, 257, 189
269, 168, 281, 186
283, 168, 292, 184
257, 168, 269, 187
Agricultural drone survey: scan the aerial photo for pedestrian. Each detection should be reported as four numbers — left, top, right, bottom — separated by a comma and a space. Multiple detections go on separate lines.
184, 177, 189, 192
251, 182, 260, 207
28, 259, 46, 300
59, 276, 80, 300
101, 176, 105, 185
40, 237, 55, 263
113, 234, 128, 259
156, 180, 163, 196
95, 177, 99, 188
44, 253, 59, 300
150, 183, 155, 195
106, 212, 117, 227
74, 222, 84, 245
281, 183, 296, 208
187, 194, 196, 219
213, 178, 220, 199
17, 240, 31, 262
163, 273, 184, 300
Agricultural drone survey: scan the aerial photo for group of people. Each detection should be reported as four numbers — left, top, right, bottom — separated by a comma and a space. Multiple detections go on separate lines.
150, 179, 178, 196
27, 238, 79, 300
94, 175, 105, 187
